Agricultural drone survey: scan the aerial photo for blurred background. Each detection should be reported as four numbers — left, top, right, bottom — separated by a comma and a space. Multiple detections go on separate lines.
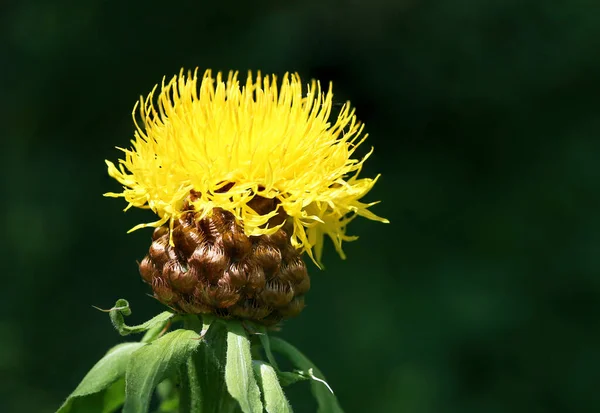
2, 0, 600, 412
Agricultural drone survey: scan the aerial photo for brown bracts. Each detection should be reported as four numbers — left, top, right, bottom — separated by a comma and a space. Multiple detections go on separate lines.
138, 204, 310, 326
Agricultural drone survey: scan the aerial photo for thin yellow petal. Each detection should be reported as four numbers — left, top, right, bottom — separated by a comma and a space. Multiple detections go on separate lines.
105, 69, 388, 262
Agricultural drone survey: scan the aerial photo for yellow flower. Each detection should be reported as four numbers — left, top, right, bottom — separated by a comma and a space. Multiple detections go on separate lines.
105, 69, 387, 264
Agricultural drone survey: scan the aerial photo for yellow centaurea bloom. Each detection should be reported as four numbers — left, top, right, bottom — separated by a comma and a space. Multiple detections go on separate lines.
106, 69, 387, 264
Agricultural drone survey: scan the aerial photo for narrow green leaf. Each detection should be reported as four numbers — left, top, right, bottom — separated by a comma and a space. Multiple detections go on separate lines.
140, 316, 173, 343
102, 378, 126, 413
178, 356, 202, 413
57, 342, 145, 413
270, 337, 344, 413
277, 371, 309, 387
60, 380, 125, 413
225, 321, 263, 413
255, 325, 279, 370
181, 313, 204, 333
154, 378, 179, 412
123, 329, 201, 413
182, 320, 238, 413
253, 361, 293, 413
102, 299, 175, 337
201, 313, 215, 335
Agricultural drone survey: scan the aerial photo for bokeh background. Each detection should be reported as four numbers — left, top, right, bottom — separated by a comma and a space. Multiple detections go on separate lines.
2, 1, 600, 412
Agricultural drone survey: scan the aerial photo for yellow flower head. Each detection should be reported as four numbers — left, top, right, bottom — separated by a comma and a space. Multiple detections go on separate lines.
106, 69, 387, 264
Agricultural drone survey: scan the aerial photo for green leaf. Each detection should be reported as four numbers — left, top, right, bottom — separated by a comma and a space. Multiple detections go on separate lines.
100, 299, 175, 337
102, 378, 126, 413
255, 325, 279, 370
123, 329, 201, 413
277, 371, 309, 387
180, 319, 238, 413
225, 321, 263, 413
200, 313, 216, 335
253, 361, 293, 413
140, 316, 173, 343
270, 337, 344, 413
178, 356, 202, 413
154, 378, 179, 412
57, 342, 145, 413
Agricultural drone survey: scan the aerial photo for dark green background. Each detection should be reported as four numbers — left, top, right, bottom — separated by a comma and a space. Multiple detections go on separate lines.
2, 1, 599, 412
